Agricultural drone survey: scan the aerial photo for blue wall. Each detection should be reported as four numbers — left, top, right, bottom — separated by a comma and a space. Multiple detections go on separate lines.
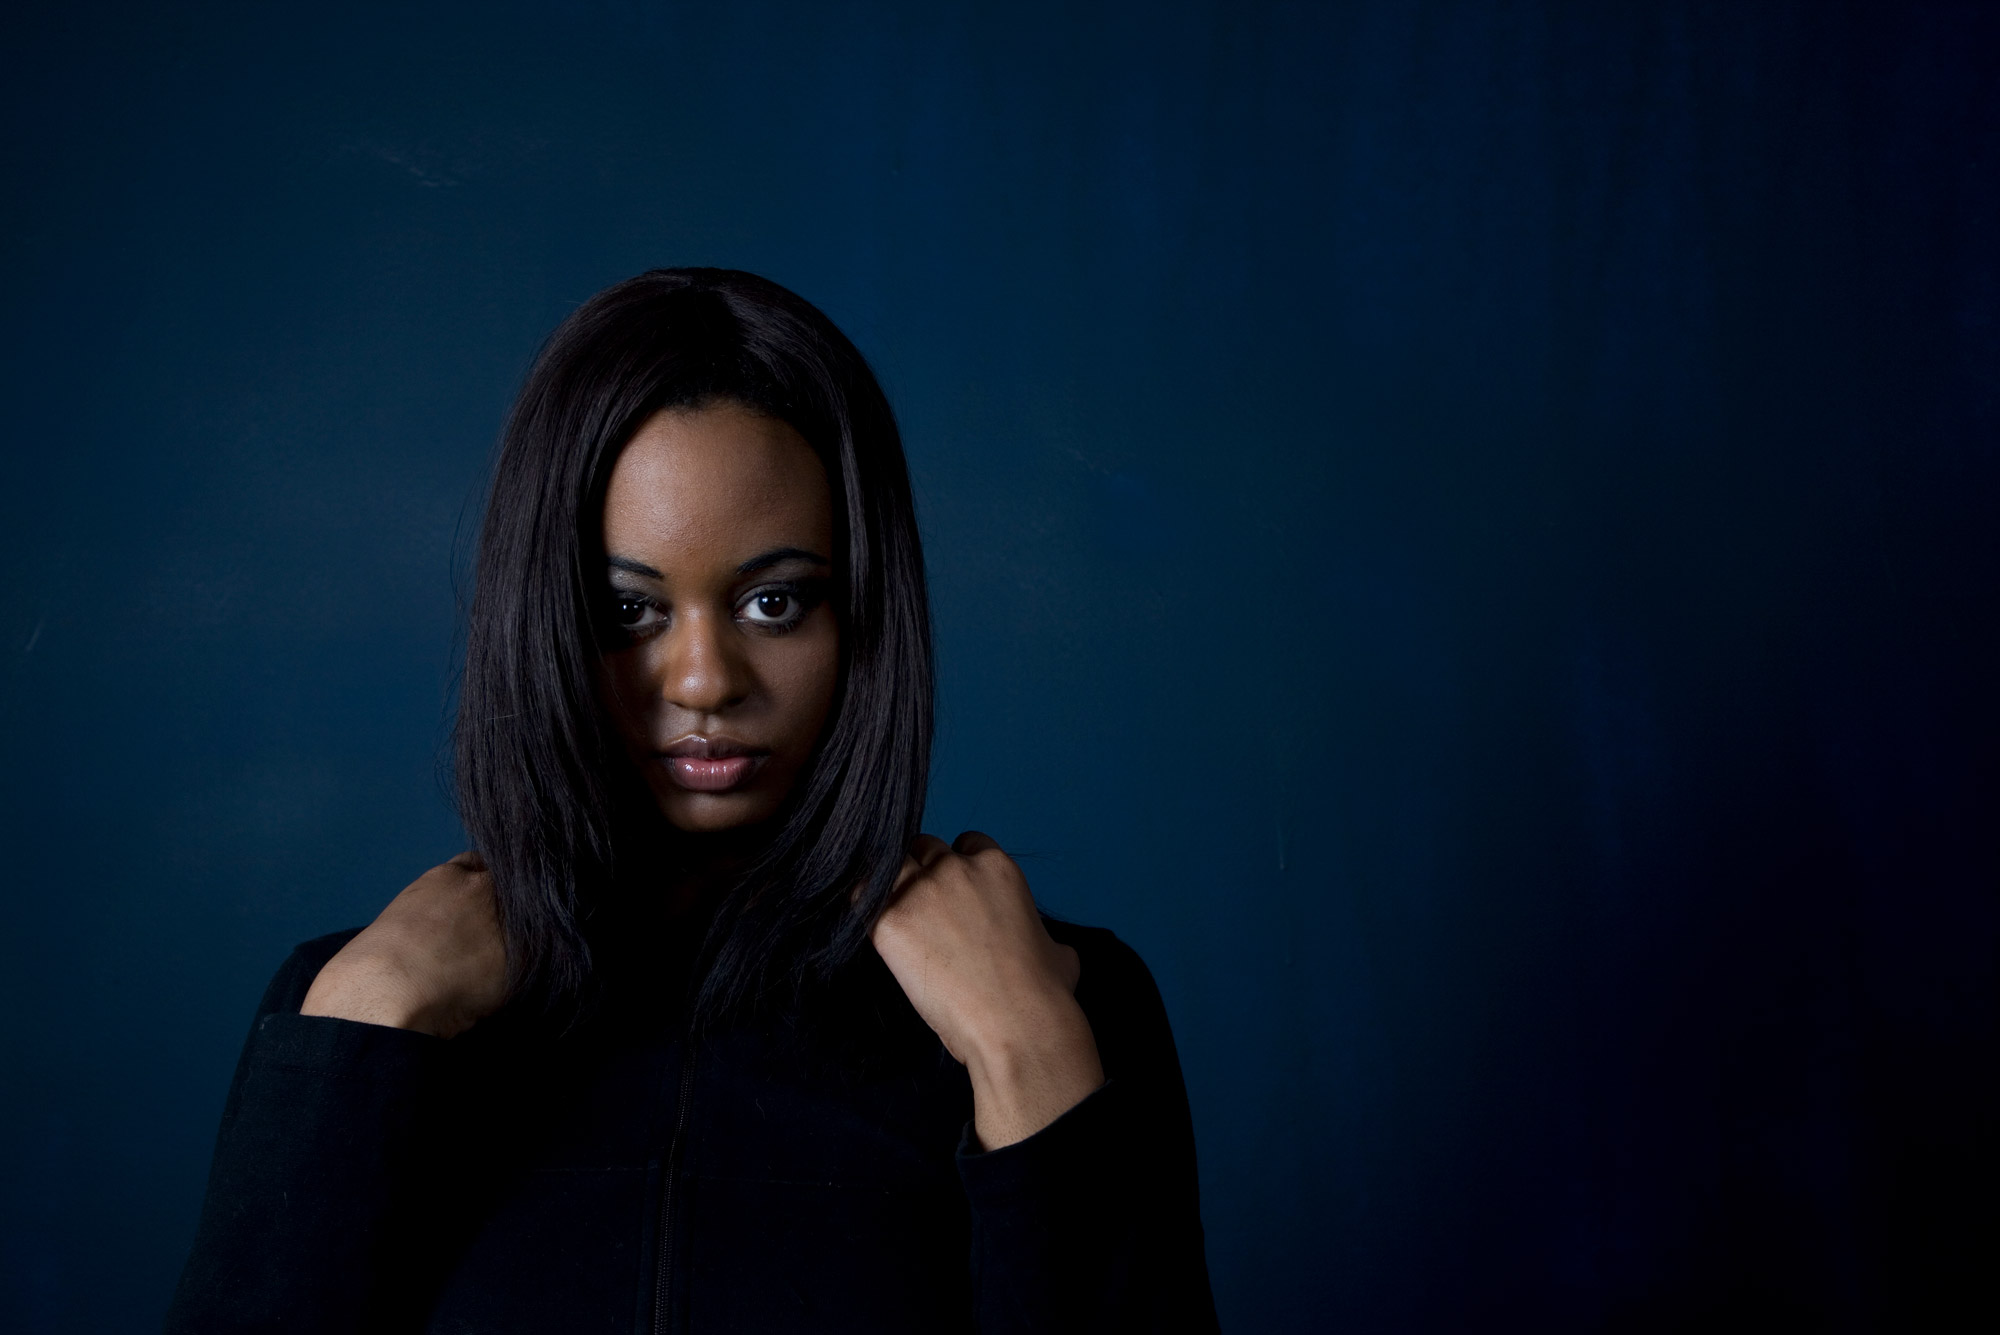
3, 2, 1995, 1329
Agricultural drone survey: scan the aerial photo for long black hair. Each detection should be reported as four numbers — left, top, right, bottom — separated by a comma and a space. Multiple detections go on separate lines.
454, 268, 932, 1020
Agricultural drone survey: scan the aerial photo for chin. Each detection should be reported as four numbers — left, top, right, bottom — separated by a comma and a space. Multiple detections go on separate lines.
657, 791, 781, 835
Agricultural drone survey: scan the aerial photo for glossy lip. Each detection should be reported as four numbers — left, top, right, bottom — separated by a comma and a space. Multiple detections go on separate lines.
656, 735, 768, 793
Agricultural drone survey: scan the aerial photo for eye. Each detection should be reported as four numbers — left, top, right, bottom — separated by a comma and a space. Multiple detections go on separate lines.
610, 592, 664, 631
742, 590, 799, 625
737, 582, 819, 630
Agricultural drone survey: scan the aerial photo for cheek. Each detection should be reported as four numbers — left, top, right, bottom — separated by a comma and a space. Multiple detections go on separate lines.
765, 622, 841, 746
593, 651, 655, 747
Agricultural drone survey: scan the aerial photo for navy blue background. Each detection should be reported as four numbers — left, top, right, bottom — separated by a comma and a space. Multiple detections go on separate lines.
3, 2, 1995, 1329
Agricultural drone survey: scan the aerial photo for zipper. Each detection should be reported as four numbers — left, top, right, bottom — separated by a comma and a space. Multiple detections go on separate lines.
651, 1043, 698, 1334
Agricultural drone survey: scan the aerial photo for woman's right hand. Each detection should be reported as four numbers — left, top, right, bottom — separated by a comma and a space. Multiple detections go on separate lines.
299, 852, 510, 1038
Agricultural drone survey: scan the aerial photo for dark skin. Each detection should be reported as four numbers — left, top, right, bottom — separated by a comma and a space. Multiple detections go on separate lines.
303, 401, 1103, 1148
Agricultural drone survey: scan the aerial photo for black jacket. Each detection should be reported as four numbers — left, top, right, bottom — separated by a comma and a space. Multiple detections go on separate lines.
165, 917, 1219, 1333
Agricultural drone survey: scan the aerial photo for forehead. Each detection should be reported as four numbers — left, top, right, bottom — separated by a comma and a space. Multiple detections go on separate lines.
602, 402, 833, 566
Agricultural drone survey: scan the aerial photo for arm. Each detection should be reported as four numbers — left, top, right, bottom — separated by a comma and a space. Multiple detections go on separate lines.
868, 835, 1219, 1333
165, 856, 509, 1334
868, 833, 1105, 1151
957, 929, 1218, 1334
163, 935, 457, 1334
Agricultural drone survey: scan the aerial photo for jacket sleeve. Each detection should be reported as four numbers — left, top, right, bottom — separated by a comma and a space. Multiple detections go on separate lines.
955, 926, 1220, 1334
164, 932, 458, 1335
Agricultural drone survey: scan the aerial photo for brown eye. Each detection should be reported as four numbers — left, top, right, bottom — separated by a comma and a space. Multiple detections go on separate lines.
743, 591, 796, 624
739, 584, 818, 629
611, 593, 662, 630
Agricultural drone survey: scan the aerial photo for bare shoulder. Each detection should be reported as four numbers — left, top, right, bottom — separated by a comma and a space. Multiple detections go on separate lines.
258, 927, 368, 1015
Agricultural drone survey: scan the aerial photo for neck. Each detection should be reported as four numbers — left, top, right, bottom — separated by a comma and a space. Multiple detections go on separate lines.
630, 819, 773, 921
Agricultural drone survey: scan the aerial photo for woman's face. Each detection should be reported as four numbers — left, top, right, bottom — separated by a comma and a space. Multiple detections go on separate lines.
596, 400, 840, 836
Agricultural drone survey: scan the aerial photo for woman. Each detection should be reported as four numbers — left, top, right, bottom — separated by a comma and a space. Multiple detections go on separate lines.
166, 268, 1217, 1333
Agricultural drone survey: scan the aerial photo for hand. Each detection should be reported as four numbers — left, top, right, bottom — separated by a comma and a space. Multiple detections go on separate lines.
868, 832, 1105, 1149
299, 852, 509, 1039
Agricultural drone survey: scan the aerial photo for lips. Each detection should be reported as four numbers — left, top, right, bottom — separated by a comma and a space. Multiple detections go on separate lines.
657, 736, 768, 794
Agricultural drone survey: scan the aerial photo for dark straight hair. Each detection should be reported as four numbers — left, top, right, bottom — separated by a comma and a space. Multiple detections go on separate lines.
454, 268, 932, 1021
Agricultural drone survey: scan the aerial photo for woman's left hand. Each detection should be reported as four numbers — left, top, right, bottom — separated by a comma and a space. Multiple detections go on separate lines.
868, 831, 1106, 1149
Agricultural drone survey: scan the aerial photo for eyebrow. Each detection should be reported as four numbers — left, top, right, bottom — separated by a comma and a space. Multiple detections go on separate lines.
604, 548, 831, 580
735, 546, 831, 575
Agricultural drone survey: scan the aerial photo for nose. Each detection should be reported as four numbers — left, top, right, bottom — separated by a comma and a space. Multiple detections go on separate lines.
657, 607, 752, 715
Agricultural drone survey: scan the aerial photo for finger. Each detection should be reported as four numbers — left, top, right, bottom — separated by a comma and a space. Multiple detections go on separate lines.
951, 830, 1002, 856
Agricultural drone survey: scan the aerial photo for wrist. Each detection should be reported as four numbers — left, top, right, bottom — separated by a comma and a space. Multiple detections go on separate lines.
963, 993, 1105, 1150
960, 989, 1095, 1083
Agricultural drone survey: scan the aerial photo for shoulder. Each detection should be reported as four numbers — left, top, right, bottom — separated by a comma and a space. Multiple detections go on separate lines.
293, 926, 367, 969
1042, 917, 1157, 997
1039, 916, 1181, 1064
253, 927, 367, 1018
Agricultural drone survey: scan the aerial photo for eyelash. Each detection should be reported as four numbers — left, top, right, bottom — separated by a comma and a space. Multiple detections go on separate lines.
607, 580, 824, 641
